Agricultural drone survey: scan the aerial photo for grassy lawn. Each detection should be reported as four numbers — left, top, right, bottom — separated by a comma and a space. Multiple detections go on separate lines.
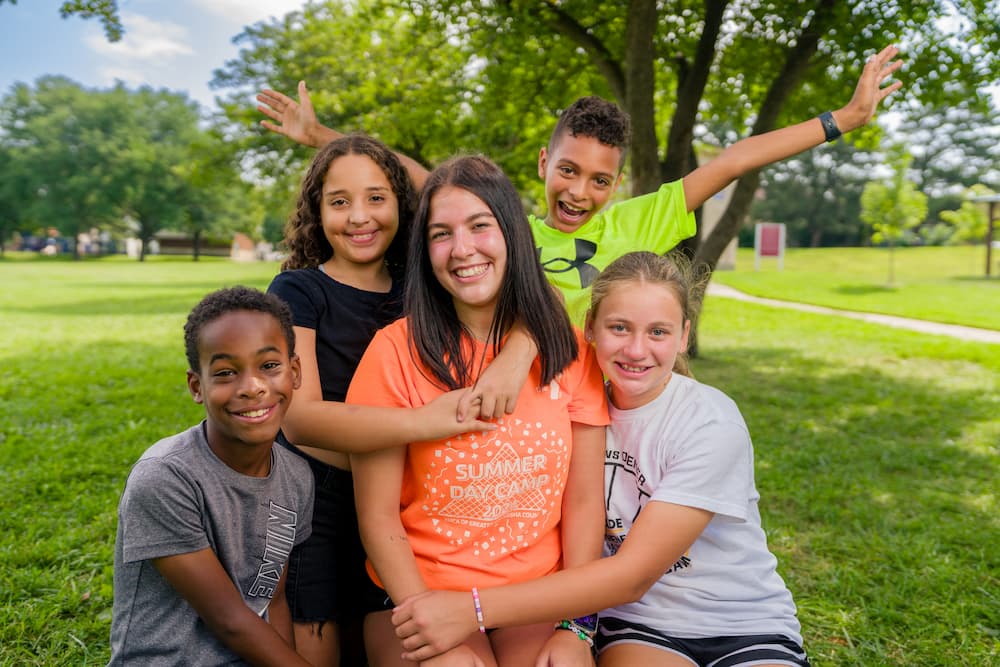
1, 252, 997, 665
712, 246, 1000, 330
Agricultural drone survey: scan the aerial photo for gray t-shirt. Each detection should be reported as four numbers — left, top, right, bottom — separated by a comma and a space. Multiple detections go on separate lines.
109, 422, 313, 665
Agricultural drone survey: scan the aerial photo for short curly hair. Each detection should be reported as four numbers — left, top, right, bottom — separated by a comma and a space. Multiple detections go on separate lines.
183, 286, 296, 372
549, 96, 632, 169
281, 132, 417, 276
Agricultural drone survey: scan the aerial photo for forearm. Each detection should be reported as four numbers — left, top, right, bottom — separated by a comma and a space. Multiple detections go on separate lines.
207, 609, 310, 667
305, 124, 342, 148
478, 557, 640, 629
282, 401, 432, 453
358, 511, 428, 603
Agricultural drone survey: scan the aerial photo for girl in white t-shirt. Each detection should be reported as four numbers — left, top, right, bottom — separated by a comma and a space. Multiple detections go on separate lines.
390, 250, 809, 667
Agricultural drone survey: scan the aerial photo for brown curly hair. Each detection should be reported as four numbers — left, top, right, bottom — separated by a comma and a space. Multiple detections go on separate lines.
281, 133, 417, 276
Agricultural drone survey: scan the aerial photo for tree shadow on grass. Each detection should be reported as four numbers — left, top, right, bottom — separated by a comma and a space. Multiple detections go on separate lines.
695, 345, 998, 663
832, 284, 899, 296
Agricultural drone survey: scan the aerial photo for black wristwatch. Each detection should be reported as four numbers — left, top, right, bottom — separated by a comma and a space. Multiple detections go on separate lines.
819, 111, 842, 142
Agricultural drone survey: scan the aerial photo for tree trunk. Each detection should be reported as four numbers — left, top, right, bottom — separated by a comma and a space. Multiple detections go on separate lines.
193, 229, 202, 262
694, 0, 836, 272
622, 0, 659, 195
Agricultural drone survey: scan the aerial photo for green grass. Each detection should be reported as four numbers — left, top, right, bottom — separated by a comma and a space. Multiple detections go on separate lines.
1, 252, 997, 665
713, 246, 1000, 330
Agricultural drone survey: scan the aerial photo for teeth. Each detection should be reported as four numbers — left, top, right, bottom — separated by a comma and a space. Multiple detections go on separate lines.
455, 265, 487, 278
239, 408, 269, 418
560, 202, 585, 215
620, 364, 647, 373
351, 232, 375, 241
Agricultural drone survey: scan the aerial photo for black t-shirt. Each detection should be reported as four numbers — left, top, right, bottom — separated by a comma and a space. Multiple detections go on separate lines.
268, 268, 404, 401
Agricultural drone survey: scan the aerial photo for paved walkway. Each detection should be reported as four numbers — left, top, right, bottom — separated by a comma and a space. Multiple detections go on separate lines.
707, 283, 1000, 345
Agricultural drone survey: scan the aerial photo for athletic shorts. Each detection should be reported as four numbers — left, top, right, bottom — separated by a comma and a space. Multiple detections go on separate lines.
280, 437, 387, 623
596, 616, 810, 667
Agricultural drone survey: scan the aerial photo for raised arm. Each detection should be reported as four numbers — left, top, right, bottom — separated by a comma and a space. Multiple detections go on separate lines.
153, 549, 311, 667
281, 326, 495, 453
256, 81, 431, 189
682, 44, 904, 212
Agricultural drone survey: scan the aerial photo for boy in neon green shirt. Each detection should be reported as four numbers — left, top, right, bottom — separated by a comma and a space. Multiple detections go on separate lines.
256, 45, 902, 325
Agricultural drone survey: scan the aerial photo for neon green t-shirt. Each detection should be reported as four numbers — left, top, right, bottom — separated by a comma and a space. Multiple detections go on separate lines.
529, 180, 696, 327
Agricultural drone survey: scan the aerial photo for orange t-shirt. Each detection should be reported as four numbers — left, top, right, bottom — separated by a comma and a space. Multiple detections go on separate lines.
346, 318, 609, 591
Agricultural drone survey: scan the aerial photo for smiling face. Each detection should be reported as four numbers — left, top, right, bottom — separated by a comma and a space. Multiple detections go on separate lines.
320, 153, 400, 272
426, 186, 508, 336
187, 310, 301, 459
587, 280, 690, 410
538, 133, 623, 232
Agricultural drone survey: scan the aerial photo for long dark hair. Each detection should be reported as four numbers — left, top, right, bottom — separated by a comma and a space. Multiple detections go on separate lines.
406, 155, 577, 390
281, 133, 416, 277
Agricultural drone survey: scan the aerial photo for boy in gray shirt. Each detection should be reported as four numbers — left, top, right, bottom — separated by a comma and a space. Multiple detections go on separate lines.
109, 286, 314, 666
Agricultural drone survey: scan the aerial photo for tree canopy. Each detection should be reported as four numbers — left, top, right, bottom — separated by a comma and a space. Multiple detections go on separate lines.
213, 0, 1000, 270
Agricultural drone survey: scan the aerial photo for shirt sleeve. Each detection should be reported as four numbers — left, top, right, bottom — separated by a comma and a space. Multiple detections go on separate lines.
650, 418, 752, 521
565, 331, 611, 427
602, 180, 696, 254
345, 325, 417, 409
118, 460, 210, 563
268, 271, 321, 330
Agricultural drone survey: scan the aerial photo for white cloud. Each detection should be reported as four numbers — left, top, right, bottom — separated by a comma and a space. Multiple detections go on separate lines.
189, 0, 307, 26
86, 14, 194, 61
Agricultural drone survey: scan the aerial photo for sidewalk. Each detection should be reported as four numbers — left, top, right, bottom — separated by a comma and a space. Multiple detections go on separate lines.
707, 282, 1000, 345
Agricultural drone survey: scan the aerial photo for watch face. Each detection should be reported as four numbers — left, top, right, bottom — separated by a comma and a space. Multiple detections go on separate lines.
573, 614, 598, 633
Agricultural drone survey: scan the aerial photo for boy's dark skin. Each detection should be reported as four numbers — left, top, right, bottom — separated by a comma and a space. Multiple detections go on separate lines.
155, 308, 312, 667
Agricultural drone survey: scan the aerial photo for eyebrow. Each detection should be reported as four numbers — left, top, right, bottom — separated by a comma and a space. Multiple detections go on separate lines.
323, 185, 391, 196
207, 346, 283, 364
427, 210, 495, 231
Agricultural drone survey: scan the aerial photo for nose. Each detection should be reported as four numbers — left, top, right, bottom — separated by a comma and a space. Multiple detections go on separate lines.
623, 334, 646, 359
567, 179, 586, 201
238, 373, 266, 398
348, 201, 370, 225
450, 227, 474, 258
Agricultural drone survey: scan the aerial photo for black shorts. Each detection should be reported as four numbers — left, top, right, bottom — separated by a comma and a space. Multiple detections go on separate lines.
596, 616, 810, 667
280, 437, 387, 623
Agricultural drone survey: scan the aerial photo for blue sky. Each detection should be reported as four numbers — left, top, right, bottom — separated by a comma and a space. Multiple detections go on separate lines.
0, 0, 308, 112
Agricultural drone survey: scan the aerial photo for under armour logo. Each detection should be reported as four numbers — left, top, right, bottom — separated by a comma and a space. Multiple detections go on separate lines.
539, 239, 599, 287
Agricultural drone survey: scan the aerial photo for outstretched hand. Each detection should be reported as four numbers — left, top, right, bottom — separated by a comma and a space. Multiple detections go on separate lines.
841, 44, 903, 131
392, 590, 477, 663
256, 81, 325, 148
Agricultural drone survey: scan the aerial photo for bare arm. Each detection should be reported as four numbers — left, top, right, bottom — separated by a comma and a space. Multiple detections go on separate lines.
351, 446, 428, 604
459, 324, 538, 420
282, 327, 495, 452
560, 423, 606, 569
256, 81, 431, 189
683, 44, 904, 211
268, 569, 294, 648
392, 501, 712, 661
153, 549, 310, 667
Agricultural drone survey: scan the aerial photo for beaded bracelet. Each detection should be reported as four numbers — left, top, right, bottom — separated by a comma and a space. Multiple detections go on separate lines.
554, 619, 595, 647
471, 587, 486, 633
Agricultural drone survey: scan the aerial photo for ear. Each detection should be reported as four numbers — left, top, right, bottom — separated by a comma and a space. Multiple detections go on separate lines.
186, 369, 204, 404
583, 312, 595, 343
680, 319, 691, 353
537, 147, 548, 180
289, 353, 302, 391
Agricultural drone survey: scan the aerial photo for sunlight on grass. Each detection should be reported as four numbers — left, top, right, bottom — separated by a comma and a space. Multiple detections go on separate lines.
2, 254, 998, 665
713, 246, 1000, 330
